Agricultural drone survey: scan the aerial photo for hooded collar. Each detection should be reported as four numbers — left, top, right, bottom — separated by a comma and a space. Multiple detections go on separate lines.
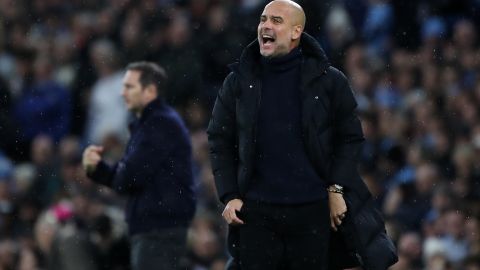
261, 46, 302, 72
230, 32, 330, 79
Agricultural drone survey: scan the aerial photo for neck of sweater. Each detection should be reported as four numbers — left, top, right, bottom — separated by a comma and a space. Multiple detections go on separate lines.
247, 46, 326, 204
261, 47, 302, 72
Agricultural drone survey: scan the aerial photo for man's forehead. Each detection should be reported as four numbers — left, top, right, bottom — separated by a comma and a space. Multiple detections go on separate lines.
124, 70, 140, 81
125, 70, 140, 77
262, 1, 292, 16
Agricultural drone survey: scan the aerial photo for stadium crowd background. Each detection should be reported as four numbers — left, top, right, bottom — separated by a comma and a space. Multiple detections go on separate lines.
1, 0, 480, 269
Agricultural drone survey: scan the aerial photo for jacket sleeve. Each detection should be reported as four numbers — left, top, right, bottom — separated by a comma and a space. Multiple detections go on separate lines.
207, 72, 240, 204
328, 68, 365, 191
110, 117, 181, 194
88, 117, 181, 195
87, 160, 116, 187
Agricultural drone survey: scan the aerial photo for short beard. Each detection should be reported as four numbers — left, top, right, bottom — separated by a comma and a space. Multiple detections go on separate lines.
260, 50, 288, 59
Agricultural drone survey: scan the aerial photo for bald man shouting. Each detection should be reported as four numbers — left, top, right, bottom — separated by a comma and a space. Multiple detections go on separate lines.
208, 1, 397, 269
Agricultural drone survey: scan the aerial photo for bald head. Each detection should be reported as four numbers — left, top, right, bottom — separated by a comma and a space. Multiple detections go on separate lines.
258, 0, 306, 57
266, 0, 305, 30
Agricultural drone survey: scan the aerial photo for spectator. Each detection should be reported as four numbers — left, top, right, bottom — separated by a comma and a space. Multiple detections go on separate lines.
13, 54, 71, 144
26, 135, 62, 208
84, 39, 128, 145
392, 232, 423, 270
441, 209, 469, 264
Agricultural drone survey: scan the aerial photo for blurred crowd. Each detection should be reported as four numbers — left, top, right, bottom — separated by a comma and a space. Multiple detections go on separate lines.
1, 0, 480, 269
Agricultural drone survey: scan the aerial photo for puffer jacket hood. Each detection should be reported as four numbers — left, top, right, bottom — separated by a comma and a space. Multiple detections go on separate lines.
230, 32, 330, 77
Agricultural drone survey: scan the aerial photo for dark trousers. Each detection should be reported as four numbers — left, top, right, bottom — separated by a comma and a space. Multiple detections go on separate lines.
130, 228, 188, 270
232, 199, 330, 270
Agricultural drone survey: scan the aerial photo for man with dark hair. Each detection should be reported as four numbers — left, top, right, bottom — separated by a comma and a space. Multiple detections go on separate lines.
207, 0, 397, 269
126, 62, 168, 97
82, 61, 196, 270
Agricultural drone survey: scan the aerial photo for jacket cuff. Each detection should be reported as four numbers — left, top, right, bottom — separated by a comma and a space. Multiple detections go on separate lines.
221, 193, 241, 205
87, 161, 111, 184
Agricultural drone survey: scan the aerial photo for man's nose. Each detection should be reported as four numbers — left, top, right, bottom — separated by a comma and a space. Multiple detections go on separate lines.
261, 19, 272, 30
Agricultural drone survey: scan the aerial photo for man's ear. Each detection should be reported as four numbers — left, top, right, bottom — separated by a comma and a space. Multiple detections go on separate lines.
292, 25, 302, 40
145, 84, 158, 99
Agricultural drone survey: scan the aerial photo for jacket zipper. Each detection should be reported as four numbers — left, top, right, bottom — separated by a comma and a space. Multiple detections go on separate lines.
251, 80, 262, 163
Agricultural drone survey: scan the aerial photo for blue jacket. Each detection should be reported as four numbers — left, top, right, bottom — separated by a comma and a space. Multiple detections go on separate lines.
89, 98, 196, 235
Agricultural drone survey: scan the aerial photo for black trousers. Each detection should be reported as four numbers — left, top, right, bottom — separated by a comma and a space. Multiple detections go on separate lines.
232, 199, 330, 270
130, 228, 188, 270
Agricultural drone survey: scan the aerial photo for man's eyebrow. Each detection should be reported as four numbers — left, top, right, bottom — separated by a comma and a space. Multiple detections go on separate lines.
271, 15, 283, 21
260, 15, 284, 21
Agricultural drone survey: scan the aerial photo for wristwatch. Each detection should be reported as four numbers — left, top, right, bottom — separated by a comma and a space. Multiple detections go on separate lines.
327, 184, 344, 194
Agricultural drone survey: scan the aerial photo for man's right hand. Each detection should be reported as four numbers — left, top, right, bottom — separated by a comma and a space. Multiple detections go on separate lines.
82, 145, 104, 174
222, 199, 245, 225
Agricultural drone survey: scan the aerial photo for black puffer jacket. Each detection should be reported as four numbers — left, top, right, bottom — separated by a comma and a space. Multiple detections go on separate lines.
207, 33, 397, 270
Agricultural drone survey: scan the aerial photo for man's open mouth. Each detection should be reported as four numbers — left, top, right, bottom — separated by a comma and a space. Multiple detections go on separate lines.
262, 34, 275, 45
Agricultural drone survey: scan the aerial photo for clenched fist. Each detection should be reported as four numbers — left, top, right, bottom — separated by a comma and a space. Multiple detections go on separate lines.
82, 145, 104, 174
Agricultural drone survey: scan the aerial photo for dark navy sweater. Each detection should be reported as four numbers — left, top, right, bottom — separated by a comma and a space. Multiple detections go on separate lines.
246, 47, 327, 204
88, 98, 196, 235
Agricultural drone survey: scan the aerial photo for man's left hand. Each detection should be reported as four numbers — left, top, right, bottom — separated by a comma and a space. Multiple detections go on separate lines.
328, 192, 347, 231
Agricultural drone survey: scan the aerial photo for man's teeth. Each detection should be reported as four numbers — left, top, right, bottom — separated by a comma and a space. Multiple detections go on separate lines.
262, 35, 274, 43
